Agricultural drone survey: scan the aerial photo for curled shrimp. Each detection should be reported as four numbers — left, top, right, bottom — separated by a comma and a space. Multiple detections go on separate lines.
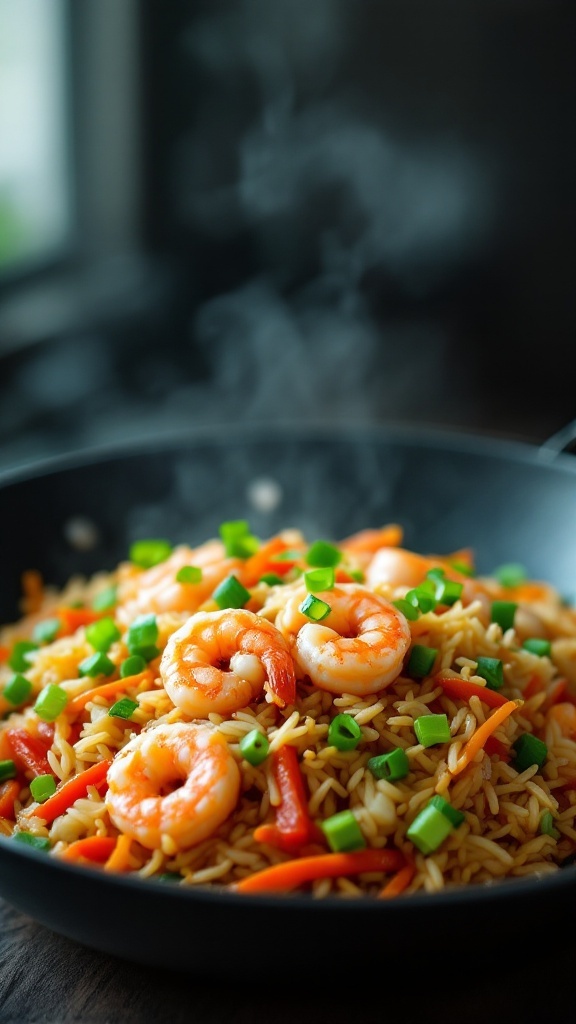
275, 583, 411, 696
105, 722, 240, 852
116, 540, 241, 626
365, 546, 488, 612
160, 608, 297, 715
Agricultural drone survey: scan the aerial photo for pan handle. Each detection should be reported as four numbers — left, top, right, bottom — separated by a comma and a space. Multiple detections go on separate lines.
538, 419, 576, 460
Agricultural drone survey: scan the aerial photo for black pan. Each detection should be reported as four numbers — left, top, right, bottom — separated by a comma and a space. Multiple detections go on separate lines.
0, 422, 575, 974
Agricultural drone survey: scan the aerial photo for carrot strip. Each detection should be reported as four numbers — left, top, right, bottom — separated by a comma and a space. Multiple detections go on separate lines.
0, 779, 21, 819
378, 862, 415, 899
0, 645, 9, 663
60, 835, 117, 864
57, 606, 103, 635
30, 759, 112, 824
435, 674, 508, 709
253, 745, 324, 853
66, 670, 152, 718
451, 700, 521, 776
239, 537, 295, 587
104, 833, 132, 872
339, 524, 403, 556
232, 848, 406, 894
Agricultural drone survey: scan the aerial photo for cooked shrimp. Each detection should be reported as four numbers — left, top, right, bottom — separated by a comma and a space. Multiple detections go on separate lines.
366, 546, 487, 612
105, 722, 240, 852
160, 608, 297, 715
116, 540, 241, 626
275, 583, 411, 696
338, 523, 404, 570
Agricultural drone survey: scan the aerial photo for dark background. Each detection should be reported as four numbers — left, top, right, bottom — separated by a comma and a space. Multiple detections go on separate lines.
0, 0, 574, 471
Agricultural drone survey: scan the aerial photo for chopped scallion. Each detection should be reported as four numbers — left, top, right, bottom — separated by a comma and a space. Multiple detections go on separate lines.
367, 747, 409, 782
304, 567, 335, 592
392, 598, 419, 622
406, 801, 459, 855
32, 618, 61, 644
491, 600, 517, 632
522, 638, 552, 658
108, 698, 139, 720
120, 654, 147, 678
30, 774, 57, 803
475, 656, 504, 691
405, 585, 436, 614
33, 683, 68, 721
219, 520, 260, 558
0, 759, 17, 783
13, 832, 51, 852
259, 573, 285, 586
78, 652, 115, 678
299, 594, 331, 622
493, 562, 527, 588
305, 540, 342, 568
428, 794, 465, 827
434, 578, 464, 606
127, 614, 159, 653
8, 641, 38, 672
539, 810, 560, 840
238, 729, 270, 766
85, 617, 121, 653
176, 565, 203, 584
3, 673, 33, 706
512, 732, 548, 773
321, 810, 366, 853
129, 538, 173, 569
328, 713, 362, 751
414, 713, 451, 747
212, 574, 251, 610
406, 645, 438, 679
92, 585, 118, 612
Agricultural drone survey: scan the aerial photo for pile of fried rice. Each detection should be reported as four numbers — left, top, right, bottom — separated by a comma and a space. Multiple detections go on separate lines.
0, 521, 575, 898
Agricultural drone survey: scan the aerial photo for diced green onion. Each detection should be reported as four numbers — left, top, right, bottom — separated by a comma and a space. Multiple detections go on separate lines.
85, 617, 121, 653
120, 654, 147, 678
522, 638, 552, 658
108, 698, 139, 720
406, 802, 454, 855
127, 614, 159, 653
512, 733, 548, 773
212, 574, 251, 610
33, 683, 68, 721
129, 538, 173, 569
392, 598, 419, 622
367, 747, 409, 782
406, 645, 438, 679
475, 656, 504, 691
238, 728, 270, 766
0, 759, 17, 782
78, 652, 115, 678
434, 578, 464, 606
3, 673, 33, 706
156, 872, 182, 883
426, 567, 446, 582
328, 713, 362, 752
414, 714, 451, 747
219, 520, 260, 558
348, 569, 365, 583
176, 565, 203, 584
304, 567, 335, 592
32, 618, 61, 644
321, 810, 366, 853
428, 794, 465, 827
493, 562, 527, 588
405, 585, 436, 614
259, 573, 285, 586
92, 585, 118, 612
133, 645, 161, 663
449, 561, 476, 578
299, 594, 331, 622
305, 540, 342, 568
8, 641, 38, 672
539, 810, 560, 840
491, 600, 517, 632
13, 831, 51, 851
30, 774, 57, 803
274, 549, 304, 562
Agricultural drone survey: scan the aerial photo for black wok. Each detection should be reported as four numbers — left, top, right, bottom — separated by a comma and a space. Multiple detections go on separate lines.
0, 422, 575, 974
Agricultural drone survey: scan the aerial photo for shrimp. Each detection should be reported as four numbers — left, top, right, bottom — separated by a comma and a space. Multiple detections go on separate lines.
366, 546, 488, 613
159, 608, 297, 715
116, 540, 241, 626
105, 722, 240, 852
275, 583, 411, 696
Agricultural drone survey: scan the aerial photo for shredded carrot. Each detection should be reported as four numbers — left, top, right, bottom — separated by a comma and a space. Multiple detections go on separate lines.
104, 833, 133, 872
30, 759, 112, 824
239, 536, 295, 587
60, 835, 117, 864
339, 524, 403, 556
378, 861, 415, 899
0, 645, 9, 663
231, 848, 405, 894
435, 674, 508, 709
253, 744, 324, 853
57, 606, 103, 635
451, 700, 521, 776
547, 702, 576, 739
66, 670, 152, 718
0, 779, 20, 819
21, 570, 44, 614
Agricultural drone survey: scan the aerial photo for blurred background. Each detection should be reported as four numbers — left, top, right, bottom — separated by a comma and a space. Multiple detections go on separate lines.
0, 0, 574, 473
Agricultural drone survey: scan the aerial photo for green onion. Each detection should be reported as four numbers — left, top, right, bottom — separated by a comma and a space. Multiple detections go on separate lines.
212, 574, 251, 610
392, 598, 419, 622
219, 520, 260, 558
238, 729, 270, 766
428, 794, 465, 828
274, 549, 303, 562
33, 683, 68, 721
120, 654, 147, 678
0, 759, 17, 783
8, 641, 38, 672
176, 565, 203, 584
156, 872, 182, 883
405, 585, 436, 614
127, 614, 159, 653
449, 561, 476, 578
92, 585, 118, 612
522, 638, 552, 658
299, 594, 331, 622
108, 698, 139, 720
30, 774, 57, 803
426, 567, 446, 582
493, 562, 527, 588
259, 573, 285, 586
434, 578, 464, 606
78, 652, 115, 678
13, 832, 51, 852
129, 538, 173, 569
305, 540, 342, 568
304, 567, 335, 592
3, 673, 33, 706
414, 714, 451, 747
328, 713, 362, 751
539, 810, 560, 840
406, 645, 438, 679
491, 600, 517, 632
367, 747, 409, 782
321, 810, 366, 853
512, 733, 548, 773
475, 656, 504, 691
348, 569, 365, 583
85, 617, 121, 653
406, 802, 457, 855
32, 618, 61, 644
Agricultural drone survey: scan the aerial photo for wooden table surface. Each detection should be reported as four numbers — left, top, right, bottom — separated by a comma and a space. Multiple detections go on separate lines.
1, 896, 575, 1024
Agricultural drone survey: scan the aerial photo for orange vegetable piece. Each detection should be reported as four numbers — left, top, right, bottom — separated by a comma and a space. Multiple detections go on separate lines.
60, 835, 117, 864
30, 759, 112, 824
232, 848, 406, 894
104, 833, 133, 872
451, 700, 520, 776
0, 779, 21, 819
